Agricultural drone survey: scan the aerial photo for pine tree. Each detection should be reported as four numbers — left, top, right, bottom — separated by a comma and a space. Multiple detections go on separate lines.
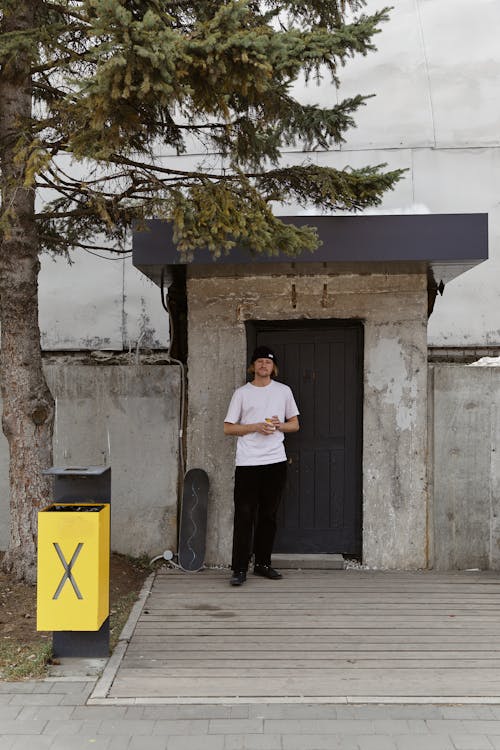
0, 0, 403, 581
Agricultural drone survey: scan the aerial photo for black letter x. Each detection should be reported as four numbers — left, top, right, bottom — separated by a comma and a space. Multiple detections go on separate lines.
52, 543, 84, 600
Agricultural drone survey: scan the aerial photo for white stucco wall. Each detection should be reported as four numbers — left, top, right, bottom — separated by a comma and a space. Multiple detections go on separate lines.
38, 0, 500, 350
39, 250, 170, 350
338, 0, 500, 347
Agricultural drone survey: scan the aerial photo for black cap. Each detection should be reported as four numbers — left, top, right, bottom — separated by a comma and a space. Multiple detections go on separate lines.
251, 346, 277, 364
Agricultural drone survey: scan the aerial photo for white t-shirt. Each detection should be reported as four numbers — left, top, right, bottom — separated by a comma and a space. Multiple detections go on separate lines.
224, 380, 299, 466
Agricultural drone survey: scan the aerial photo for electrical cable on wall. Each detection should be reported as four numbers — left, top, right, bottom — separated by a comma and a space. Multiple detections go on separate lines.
160, 266, 186, 479
148, 266, 191, 570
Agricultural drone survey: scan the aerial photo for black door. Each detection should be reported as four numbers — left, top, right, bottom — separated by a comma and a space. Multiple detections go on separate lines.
250, 322, 363, 555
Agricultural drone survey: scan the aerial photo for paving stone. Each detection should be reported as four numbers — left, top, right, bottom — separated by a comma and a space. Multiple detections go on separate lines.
128, 737, 168, 750
356, 735, 398, 750
143, 705, 248, 720
0, 684, 36, 694
41, 719, 85, 735
209, 720, 264, 735
426, 721, 466, 734
48, 681, 95, 694
153, 719, 210, 735
98, 738, 125, 750
71, 706, 128, 719
450, 734, 493, 749
281, 734, 359, 749
249, 704, 340, 720
97, 718, 156, 735
49, 736, 112, 750
44, 719, 104, 736
16, 706, 75, 721
354, 707, 442, 721
166, 736, 225, 750
0, 721, 46, 735
124, 706, 146, 719
407, 720, 430, 734
224, 733, 282, 749
442, 709, 496, 721
9, 694, 64, 706
463, 724, 500, 736
468, 709, 497, 721
368, 718, 429, 734
264, 719, 373, 735
10, 736, 54, 749
0, 707, 21, 721
372, 720, 412, 734
24, 682, 54, 694
395, 736, 454, 750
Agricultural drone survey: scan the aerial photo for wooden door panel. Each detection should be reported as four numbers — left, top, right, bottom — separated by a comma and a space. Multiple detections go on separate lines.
255, 324, 362, 554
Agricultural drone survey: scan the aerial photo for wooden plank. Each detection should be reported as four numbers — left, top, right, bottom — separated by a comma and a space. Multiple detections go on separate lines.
110, 668, 500, 698
126, 644, 500, 662
117, 659, 500, 680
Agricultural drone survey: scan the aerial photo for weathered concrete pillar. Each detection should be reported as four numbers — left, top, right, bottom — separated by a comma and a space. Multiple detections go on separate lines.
363, 317, 428, 569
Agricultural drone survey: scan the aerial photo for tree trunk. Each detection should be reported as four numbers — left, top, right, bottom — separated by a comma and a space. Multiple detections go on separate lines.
0, 1, 55, 583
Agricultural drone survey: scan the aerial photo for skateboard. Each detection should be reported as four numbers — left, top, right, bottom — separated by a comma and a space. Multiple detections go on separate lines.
178, 468, 209, 572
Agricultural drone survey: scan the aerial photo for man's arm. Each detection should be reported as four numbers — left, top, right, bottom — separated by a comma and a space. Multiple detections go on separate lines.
224, 421, 277, 436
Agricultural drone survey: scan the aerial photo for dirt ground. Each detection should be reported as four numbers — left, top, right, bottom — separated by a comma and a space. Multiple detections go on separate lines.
0, 552, 151, 650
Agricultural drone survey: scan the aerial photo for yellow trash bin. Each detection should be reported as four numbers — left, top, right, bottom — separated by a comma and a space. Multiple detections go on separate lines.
37, 503, 110, 632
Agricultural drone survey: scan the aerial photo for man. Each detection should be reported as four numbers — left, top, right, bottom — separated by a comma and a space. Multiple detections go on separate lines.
224, 345, 300, 586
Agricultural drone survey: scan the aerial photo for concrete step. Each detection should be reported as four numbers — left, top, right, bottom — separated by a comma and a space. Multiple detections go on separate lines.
273, 553, 345, 570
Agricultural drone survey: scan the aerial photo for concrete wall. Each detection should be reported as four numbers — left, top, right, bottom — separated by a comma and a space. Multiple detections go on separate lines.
2, 358, 498, 570
186, 263, 429, 570
0, 364, 180, 556
431, 364, 500, 570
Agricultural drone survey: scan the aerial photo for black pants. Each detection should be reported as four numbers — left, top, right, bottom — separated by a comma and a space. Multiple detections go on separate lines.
231, 461, 287, 572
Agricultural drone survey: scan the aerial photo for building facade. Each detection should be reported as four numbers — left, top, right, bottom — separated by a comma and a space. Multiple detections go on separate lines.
1, 0, 499, 565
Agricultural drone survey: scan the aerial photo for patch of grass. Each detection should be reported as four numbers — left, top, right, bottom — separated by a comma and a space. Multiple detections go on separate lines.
0, 641, 53, 681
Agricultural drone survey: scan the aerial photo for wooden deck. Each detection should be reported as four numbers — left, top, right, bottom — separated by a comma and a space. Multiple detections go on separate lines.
108, 568, 500, 701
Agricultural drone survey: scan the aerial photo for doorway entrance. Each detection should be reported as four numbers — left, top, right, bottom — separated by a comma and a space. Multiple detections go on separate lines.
247, 321, 363, 556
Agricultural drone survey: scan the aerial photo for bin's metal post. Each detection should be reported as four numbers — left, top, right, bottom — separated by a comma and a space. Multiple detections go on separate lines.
42, 466, 111, 658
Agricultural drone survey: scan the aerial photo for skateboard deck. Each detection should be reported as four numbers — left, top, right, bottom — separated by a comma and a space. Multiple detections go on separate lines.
178, 468, 209, 572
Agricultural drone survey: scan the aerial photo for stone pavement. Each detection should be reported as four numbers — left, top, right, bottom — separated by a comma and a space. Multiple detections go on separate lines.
3, 680, 500, 749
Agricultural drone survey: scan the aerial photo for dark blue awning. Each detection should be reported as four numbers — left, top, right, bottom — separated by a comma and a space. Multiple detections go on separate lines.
133, 213, 488, 286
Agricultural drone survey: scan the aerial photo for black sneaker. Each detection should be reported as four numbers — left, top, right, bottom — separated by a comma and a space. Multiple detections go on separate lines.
230, 571, 247, 586
253, 564, 282, 580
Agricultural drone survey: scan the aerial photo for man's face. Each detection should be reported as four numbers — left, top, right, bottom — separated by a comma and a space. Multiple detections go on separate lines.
254, 357, 274, 376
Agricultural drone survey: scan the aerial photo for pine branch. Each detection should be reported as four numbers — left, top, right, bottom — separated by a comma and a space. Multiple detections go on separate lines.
256, 164, 407, 210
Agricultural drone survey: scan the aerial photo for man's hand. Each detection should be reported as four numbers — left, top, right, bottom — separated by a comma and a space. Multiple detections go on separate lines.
257, 421, 276, 435
272, 415, 300, 433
